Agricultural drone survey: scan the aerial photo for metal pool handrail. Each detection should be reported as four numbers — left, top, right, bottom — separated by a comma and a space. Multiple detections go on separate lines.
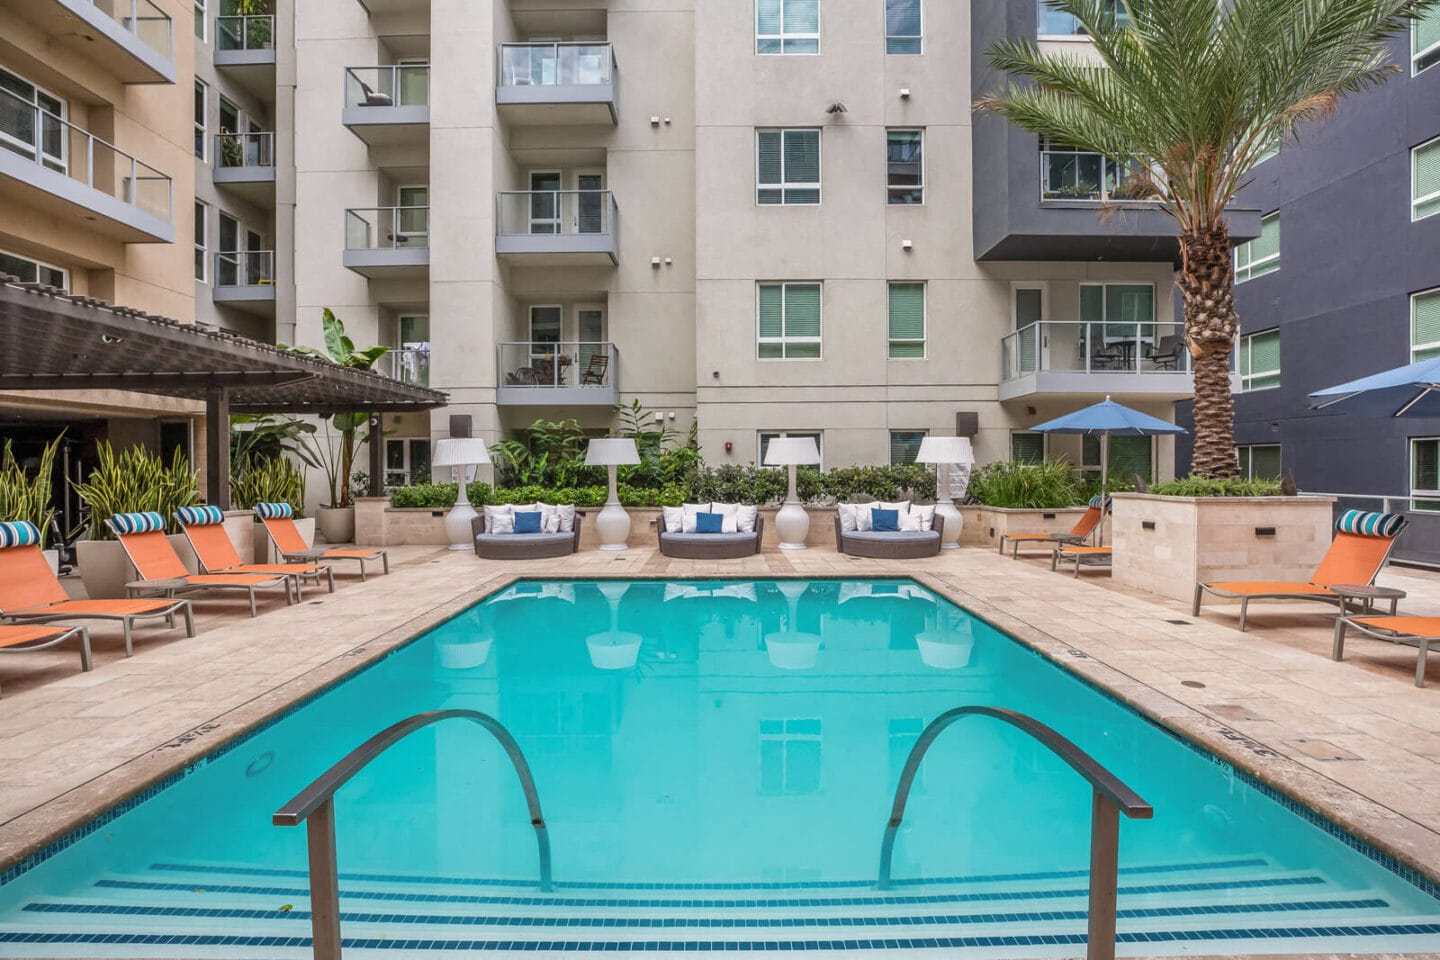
273, 709, 552, 960
877, 705, 1152, 960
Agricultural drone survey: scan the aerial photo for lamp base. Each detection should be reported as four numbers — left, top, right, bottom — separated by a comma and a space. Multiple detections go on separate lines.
775, 502, 809, 551
444, 503, 478, 551
935, 501, 963, 550
595, 502, 631, 551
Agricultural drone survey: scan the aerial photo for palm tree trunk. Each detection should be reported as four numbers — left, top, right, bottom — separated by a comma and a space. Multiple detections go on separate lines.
1178, 228, 1239, 479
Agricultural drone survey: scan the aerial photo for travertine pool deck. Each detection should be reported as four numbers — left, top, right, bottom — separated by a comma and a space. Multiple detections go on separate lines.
3, 541, 1440, 960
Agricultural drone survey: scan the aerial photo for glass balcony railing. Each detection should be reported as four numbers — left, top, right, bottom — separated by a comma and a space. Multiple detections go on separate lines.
382, 346, 431, 387
496, 190, 615, 237
498, 341, 616, 389
498, 42, 615, 87
89, 0, 173, 60
216, 14, 274, 52
0, 86, 172, 223
344, 64, 430, 109
1000, 321, 1204, 381
215, 249, 274, 287
216, 131, 273, 170
345, 206, 429, 250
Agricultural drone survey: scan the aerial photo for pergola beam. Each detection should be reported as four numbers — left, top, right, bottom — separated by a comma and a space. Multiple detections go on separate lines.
0, 372, 318, 392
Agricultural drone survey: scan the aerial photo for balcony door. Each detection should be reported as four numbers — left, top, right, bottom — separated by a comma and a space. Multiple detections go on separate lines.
529, 305, 564, 386
397, 58, 429, 106
1012, 284, 1045, 375
245, 228, 264, 285
217, 212, 240, 285
528, 171, 561, 234
577, 172, 604, 234
577, 305, 607, 385
396, 314, 430, 386
396, 185, 428, 247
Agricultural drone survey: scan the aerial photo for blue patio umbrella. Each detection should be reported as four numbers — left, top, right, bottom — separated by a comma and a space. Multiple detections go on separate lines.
1307, 355, 1440, 418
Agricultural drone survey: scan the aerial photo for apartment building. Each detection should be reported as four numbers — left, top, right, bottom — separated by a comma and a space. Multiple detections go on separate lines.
1175, 10, 1440, 531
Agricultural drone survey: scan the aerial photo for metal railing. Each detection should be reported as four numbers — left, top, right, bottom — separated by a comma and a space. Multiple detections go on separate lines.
214, 249, 274, 287
90, 0, 173, 59
215, 131, 273, 169
216, 14, 274, 51
0, 87, 172, 222
273, 709, 551, 960
1001, 321, 1208, 381
344, 64, 430, 109
345, 206, 429, 249
497, 190, 616, 236
498, 42, 615, 87
382, 345, 431, 387
499, 341, 616, 388
879, 706, 1152, 960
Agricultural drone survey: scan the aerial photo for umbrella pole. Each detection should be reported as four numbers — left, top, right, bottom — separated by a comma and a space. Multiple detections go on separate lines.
1099, 432, 1109, 548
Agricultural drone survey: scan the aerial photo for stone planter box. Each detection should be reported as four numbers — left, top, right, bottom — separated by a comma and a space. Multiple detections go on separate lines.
1111, 493, 1337, 603
967, 505, 1100, 551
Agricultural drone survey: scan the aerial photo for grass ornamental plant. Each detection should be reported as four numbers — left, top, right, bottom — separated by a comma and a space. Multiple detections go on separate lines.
73, 443, 200, 541
966, 460, 1085, 509
978, 0, 1436, 477
0, 436, 60, 548
1149, 476, 1283, 497
231, 455, 307, 516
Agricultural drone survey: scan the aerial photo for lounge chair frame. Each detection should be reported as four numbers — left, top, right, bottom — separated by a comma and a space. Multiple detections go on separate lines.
1051, 545, 1112, 578
259, 517, 389, 580
658, 516, 763, 559
0, 625, 92, 696
178, 523, 335, 599
1333, 616, 1440, 687
999, 505, 1106, 558
4, 601, 193, 657
112, 527, 293, 618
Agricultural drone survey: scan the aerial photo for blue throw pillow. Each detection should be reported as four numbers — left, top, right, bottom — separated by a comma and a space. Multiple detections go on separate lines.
695, 511, 724, 534
513, 511, 542, 534
871, 508, 900, 533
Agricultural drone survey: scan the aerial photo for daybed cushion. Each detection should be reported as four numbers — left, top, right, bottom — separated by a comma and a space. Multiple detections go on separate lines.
843, 530, 940, 544
661, 532, 758, 545
475, 532, 574, 546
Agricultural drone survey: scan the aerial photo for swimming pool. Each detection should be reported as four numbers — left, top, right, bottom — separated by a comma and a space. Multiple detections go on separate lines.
1, 578, 1438, 957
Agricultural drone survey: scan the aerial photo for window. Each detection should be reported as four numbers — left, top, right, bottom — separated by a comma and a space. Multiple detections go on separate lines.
1083, 435, 1154, 484
759, 431, 823, 468
1037, 0, 1126, 37
386, 438, 433, 488
1040, 140, 1142, 202
194, 0, 205, 41
1239, 329, 1281, 391
193, 201, 207, 283
1012, 432, 1045, 464
757, 129, 820, 204
1414, 6, 1440, 74
1237, 444, 1282, 481
887, 282, 925, 358
0, 68, 66, 173
759, 719, 821, 795
886, 129, 923, 204
756, 0, 819, 54
1414, 288, 1440, 362
1235, 212, 1280, 282
885, 0, 921, 53
1414, 439, 1440, 512
1414, 137, 1440, 222
758, 282, 821, 358
193, 80, 207, 160
0, 249, 67, 290
889, 431, 927, 466
1079, 283, 1155, 364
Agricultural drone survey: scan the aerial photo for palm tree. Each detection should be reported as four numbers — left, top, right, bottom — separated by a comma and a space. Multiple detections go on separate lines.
978, 0, 1435, 477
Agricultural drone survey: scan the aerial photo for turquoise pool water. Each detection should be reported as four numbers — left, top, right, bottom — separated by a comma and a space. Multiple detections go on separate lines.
1, 578, 1439, 957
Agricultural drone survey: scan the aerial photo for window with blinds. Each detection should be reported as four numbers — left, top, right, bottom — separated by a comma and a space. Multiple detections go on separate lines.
1414, 289, 1440, 362
887, 282, 925, 358
0, 249, 67, 289
1235, 212, 1280, 282
885, 0, 921, 53
1011, 432, 1045, 464
1238, 444, 1282, 480
1413, 439, 1440, 511
1415, 137, 1440, 222
1240, 329, 1281, 391
1415, 6, 1440, 74
194, 201, 207, 283
757, 0, 820, 55
757, 129, 821, 204
889, 431, 927, 466
1083, 435, 1153, 484
887, 130, 923, 203
759, 432, 823, 468
758, 283, 822, 358
1079, 283, 1155, 344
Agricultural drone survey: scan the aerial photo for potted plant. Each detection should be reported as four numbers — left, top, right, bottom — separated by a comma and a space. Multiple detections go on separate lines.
73, 443, 200, 599
280, 309, 388, 544
0, 436, 60, 572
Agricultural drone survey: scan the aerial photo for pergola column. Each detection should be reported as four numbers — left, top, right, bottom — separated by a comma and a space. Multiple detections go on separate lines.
207, 387, 231, 509
368, 413, 384, 497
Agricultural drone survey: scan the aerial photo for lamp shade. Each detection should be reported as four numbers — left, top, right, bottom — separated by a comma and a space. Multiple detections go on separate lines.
433, 437, 492, 467
915, 436, 975, 465
585, 437, 641, 466
763, 436, 820, 466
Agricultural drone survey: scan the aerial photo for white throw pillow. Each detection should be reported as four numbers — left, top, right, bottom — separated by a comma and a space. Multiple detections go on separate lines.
881, 500, 912, 516
709, 502, 741, 534
555, 504, 576, 533
908, 504, 936, 532
855, 502, 880, 532
899, 509, 920, 532
681, 502, 708, 534
837, 502, 859, 533
484, 504, 515, 535
662, 506, 684, 533
735, 504, 758, 534
535, 503, 561, 534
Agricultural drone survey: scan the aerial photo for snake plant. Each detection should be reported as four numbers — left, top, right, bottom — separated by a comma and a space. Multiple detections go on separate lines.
73, 443, 200, 541
0, 436, 60, 548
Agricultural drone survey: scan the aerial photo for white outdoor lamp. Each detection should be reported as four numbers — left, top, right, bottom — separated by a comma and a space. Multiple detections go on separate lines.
585, 437, 641, 551
763, 436, 820, 550
916, 436, 974, 550
433, 437, 491, 551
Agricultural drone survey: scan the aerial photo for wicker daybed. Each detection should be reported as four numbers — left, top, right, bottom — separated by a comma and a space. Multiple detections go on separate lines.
657, 516, 764, 559
835, 514, 944, 559
471, 513, 582, 560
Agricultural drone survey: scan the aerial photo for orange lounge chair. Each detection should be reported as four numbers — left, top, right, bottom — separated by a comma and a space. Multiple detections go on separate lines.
1194, 510, 1408, 632
254, 502, 389, 580
999, 496, 1109, 558
0, 521, 193, 657
0, 624, 91, 696
1333, 615, 1440, 687
108, 512, 293, 618
1051, 544, 1112, 578
174, 506, 334, 599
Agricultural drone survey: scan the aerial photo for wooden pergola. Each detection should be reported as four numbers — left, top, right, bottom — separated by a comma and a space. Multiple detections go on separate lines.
0, 280, 446, 507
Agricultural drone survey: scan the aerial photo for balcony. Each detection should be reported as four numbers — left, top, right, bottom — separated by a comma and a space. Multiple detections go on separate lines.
342, 65, 429, 148
0, 0, 174, 84
214, 15, 276, 99
495, 190, 618, 265
212, 250, 276, 317
380, 346, 431, 388
343, 207, 429, 278
212, 132, 274, 203
0, 88, 172, 242
496, 43, 617, 126
496, 341, 619, 407
999, 320, 1231, 402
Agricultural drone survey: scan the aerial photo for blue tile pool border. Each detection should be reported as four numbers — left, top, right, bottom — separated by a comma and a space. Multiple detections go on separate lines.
3, 575, 1439, 916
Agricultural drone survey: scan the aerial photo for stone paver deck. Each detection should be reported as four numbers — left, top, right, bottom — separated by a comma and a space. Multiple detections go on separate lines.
2, 542, 1440, 959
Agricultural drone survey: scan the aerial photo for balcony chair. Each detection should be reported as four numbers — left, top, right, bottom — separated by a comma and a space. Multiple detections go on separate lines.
580, 352, 609, 385
1148, 335, 1182, 370
356, 80, 393, 107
